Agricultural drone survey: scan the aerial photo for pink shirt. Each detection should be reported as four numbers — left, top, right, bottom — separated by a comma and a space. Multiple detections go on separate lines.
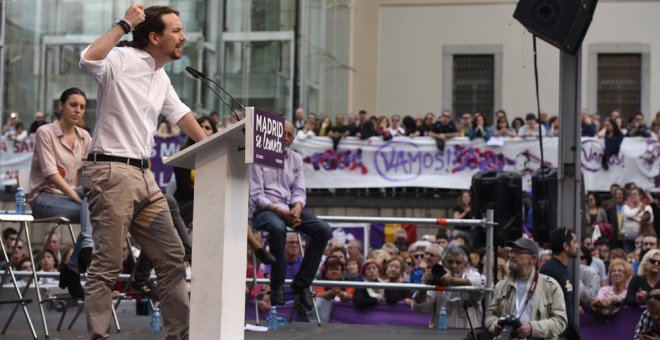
29, 121, 91, 200
595, 285, 628, 301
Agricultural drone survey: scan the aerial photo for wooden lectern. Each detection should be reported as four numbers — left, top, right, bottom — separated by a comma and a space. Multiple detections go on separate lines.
164, 107, 284, 339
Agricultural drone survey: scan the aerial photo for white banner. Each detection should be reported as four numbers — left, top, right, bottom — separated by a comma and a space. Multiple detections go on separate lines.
0, 136, 35, 186
2, 135, 658, 192
292, 136, 660, 192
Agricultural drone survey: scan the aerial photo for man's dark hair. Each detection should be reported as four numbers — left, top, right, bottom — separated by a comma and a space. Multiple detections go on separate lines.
549, 227, 574, 254
525, 113, 537, 121
130, 6, 180, 50
2, 227, 17, 241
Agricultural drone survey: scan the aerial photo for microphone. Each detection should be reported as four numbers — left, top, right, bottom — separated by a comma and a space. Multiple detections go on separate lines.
185, 66, 246, 112
185, 66, 204, 79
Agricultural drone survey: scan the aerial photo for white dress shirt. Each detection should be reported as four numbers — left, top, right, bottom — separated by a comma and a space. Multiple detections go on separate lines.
79, 46, 190, 159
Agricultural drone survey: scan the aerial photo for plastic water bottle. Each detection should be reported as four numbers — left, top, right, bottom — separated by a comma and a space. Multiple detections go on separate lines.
438, 306, 448, 330
15, 188, 26, 215
151, 308, 161, 334
267, 306, 278, 331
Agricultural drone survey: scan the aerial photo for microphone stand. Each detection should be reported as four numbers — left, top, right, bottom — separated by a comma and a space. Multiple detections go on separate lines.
187, 66, 244, 135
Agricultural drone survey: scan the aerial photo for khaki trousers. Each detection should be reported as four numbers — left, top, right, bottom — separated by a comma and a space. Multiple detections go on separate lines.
82, 161, 189, 340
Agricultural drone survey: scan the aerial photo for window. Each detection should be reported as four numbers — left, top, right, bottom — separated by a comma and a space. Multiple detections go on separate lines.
597, 54, 641, 122
452, 55, 494, 118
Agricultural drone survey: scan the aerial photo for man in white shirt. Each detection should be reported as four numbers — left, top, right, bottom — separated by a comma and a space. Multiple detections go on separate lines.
79, 4, 206, 340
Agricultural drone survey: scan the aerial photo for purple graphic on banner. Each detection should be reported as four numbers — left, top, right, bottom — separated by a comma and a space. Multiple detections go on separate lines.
150, 136, 182, 192
253, 108, 285, 169
303, 149, 368, 173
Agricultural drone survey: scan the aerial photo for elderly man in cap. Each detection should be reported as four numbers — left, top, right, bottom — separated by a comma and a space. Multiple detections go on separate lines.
486, 237, 567, 340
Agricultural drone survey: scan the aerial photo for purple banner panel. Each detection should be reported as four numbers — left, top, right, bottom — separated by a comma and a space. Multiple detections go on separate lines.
151, 136, 182, 193
253, 108, 285, 169
245, 300, 643, 337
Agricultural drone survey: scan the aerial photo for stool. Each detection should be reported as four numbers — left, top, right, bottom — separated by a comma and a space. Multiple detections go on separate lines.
249, 228, 321, 326
0, 214, 37, 339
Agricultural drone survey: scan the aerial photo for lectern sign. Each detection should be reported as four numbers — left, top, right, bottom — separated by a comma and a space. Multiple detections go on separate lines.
245, 107, 285, 169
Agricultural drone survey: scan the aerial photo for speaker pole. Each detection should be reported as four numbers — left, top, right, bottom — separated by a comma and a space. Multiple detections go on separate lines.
557, 50, 583, 329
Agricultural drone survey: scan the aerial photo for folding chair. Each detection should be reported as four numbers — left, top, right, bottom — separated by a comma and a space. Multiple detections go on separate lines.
0, 214, 37, 339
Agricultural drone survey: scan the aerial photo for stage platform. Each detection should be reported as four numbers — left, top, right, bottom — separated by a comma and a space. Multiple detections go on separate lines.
0, 303, 464, 340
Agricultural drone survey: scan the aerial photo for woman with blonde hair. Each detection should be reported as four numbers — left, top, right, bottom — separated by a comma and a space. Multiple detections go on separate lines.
590, 259, 633, 314
624, 248, 660, 306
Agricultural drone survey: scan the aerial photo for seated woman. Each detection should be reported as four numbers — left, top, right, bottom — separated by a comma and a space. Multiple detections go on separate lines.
591, 259, 633, 315
28, 88, 91, 298
625, 249, 660, 306
344, 257, 362, 281
383, 256, 412, 304
314, 255, 355, 323
353, 259, 384, 308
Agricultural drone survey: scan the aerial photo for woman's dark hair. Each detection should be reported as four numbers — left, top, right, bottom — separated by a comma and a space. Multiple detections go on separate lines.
130, 6, 180, 50
472, 115, 487, 129
512, 117, 525, 129
59, 87, 87, 104
181, 116, 216, 150
496, 116, 510, 129
606, 117, 623, 137
586, 192, 601, 207
402, 115, 417, 135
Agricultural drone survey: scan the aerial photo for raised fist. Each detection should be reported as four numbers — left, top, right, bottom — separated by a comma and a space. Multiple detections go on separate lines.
124, 4, 146, 28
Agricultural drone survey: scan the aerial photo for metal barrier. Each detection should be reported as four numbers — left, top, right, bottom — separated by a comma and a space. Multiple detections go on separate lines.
3, 210, 496, 315
319, 210, 496, 308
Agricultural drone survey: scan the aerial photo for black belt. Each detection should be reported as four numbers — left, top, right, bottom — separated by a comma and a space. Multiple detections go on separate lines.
87, 154, 149, 169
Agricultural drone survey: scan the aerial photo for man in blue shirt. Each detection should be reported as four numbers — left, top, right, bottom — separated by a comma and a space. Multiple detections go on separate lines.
249, 120, 333, 310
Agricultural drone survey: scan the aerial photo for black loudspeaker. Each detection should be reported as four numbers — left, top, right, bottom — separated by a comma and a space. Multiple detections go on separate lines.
471, 172, 523, 249
531, 168, 558, 245
513, 0, 598, 55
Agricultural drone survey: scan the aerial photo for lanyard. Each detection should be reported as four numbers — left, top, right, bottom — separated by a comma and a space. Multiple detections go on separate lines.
508, 270, 539, 319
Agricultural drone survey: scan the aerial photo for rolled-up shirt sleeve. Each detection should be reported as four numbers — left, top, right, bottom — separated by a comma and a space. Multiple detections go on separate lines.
162, 84, 191, 125
79, 45, 123, 84
289, 153, 306, 207
34, 129, 59, 178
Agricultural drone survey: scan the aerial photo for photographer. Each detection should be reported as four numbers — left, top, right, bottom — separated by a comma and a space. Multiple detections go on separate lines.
411, 246, 483, 329
486, 238, 567, 339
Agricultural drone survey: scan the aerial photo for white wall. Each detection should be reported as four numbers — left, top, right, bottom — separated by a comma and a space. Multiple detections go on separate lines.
361, 0, 660, 120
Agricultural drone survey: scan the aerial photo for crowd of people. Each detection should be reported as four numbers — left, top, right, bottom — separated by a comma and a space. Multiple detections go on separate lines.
286, 107, 660, 147
1, 3, 660, 340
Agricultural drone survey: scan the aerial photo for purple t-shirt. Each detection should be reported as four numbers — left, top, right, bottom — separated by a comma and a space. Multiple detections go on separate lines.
263, 256, 303, 299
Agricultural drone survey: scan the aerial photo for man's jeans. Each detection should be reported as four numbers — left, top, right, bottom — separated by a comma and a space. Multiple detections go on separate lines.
252, 209, 332, 290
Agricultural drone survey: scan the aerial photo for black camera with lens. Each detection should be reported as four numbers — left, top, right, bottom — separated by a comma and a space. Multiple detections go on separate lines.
426, 264, 447, 285
495, 315, 521, 340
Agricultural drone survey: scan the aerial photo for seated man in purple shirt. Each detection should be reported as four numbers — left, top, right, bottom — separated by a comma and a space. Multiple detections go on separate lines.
249, 120, 333, 311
